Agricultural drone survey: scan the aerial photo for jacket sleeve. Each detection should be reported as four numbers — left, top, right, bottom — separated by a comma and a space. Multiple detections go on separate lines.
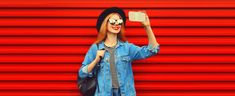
128, 42, 160, 60
78, 43, 97, 79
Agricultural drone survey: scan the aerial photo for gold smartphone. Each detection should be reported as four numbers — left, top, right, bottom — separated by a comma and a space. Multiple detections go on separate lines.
128, 11, 146, 22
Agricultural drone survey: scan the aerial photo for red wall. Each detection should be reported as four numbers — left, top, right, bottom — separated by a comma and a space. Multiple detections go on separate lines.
0, 0, 235, 96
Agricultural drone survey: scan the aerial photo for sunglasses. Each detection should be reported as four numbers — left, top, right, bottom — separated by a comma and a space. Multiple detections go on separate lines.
108, 18, 123, 25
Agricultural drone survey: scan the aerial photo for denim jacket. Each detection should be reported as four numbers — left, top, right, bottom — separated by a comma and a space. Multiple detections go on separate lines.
79, 39, 160, 96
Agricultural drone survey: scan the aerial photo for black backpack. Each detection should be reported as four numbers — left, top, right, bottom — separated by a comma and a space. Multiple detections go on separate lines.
77, 44, 103, 96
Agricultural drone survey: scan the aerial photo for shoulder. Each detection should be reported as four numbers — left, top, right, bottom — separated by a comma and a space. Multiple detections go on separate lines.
122, 41, 136, 48
120, 40, 131, 46
90, 43, 98, 49
86, 43, 98, 55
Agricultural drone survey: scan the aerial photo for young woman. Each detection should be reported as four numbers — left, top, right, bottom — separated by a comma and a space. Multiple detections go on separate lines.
79, 7, 160, 96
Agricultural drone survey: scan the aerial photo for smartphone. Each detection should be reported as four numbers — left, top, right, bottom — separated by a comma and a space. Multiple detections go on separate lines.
128, 11, 146, 22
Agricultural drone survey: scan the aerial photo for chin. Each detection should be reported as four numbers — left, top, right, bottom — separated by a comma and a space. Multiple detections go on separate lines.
110, 30, 120, 34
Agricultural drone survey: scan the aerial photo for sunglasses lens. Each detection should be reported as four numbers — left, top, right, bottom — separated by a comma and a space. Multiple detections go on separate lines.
117, 20, 123, 25
108, 19, 115, 25
118, 22, 123, 25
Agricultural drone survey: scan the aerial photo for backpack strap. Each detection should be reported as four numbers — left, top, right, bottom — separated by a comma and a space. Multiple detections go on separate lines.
95, 43, 100, 93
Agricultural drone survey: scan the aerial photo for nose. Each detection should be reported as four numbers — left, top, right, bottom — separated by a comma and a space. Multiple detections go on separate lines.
114, 22, 119, 25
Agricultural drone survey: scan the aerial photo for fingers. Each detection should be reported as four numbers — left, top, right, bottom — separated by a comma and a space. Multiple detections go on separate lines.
138, 10, 149, 21
97, 50, 106, 58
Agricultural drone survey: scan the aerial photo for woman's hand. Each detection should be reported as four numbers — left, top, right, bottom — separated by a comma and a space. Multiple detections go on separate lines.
96, 50, 106, 62
87, 49, 106, 73
139, 10, 151, 27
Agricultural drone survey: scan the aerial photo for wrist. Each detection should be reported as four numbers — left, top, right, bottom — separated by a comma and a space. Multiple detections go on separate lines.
144, 25, 151, 29
94, 56, 100, 63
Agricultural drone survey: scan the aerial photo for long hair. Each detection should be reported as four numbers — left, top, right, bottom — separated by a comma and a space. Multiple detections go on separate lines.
94, 13, 127, 44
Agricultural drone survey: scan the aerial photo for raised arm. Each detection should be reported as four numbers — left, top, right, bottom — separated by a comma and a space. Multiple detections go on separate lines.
141, 11, 159, 49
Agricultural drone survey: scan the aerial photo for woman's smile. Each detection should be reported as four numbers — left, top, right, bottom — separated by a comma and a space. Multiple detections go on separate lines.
112, 26, 121, 30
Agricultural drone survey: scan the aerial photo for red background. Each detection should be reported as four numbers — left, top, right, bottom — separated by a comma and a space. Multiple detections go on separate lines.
0, 0, 235, 96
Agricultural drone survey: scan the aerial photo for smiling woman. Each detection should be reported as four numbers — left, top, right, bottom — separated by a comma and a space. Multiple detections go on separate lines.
78, 7, 160, 96
95, 13, 127, 44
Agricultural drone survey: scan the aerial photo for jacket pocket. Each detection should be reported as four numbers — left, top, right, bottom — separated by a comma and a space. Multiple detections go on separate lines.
118, 55, 130, 73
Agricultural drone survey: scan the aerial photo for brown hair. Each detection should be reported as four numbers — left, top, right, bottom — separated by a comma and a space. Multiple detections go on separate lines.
94, 13, 127, 44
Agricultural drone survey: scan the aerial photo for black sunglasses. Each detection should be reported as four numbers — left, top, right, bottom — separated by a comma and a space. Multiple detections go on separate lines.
108, 18, 123, 25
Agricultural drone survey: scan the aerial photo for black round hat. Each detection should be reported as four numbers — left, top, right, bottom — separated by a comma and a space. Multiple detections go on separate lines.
96, 7, 126, 32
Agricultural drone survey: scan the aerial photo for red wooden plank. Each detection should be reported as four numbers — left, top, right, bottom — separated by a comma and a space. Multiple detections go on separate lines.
0, 81, 235, 90
0, 73, 75, 81
0, 46, 88, 54
135, 55, 235, 63
0, 91, 235, 96
1, 18, 235, 27
1, 9, 235, 17
137, 91, 235, 96
136, 82, 235, 90
0, 0, 235, 8
0, 90, 81, 96
0, 37, 234, 45
1, 73, 235, 81
0, 82, 76, 90
126, 28, 235, 36
0, 64, 235, 73
0, 55, 234, 63
0, 91, 81, 96
0, 64, 77, 72
0, 46, 234, 55
1, 28, 235, 36
0, 55, 81, 63
132, 64, 235, 73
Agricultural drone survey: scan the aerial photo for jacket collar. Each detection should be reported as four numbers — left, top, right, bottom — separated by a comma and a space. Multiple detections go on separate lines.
97, 39, 124, 50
